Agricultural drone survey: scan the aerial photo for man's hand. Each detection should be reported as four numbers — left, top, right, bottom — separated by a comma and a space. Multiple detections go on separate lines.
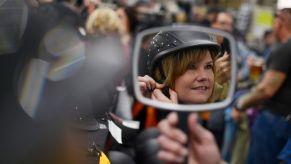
157, 112, 188, 163
187, 113, 222, 164
157, 112, 222, 164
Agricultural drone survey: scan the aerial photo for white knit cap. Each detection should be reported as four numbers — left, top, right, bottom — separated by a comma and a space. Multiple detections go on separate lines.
277, 0, 291, 10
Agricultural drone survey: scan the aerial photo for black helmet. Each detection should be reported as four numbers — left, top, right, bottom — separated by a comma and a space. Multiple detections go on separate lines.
146, 30, 220, 78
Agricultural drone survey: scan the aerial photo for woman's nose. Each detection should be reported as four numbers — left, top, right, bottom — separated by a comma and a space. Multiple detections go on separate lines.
196, 69, 208, 81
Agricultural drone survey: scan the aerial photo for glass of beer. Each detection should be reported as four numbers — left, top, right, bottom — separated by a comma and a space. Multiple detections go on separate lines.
249, 57, 264, 82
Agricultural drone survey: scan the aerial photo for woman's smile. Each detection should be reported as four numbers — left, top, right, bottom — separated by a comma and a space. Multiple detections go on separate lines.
190, 86, 209, 92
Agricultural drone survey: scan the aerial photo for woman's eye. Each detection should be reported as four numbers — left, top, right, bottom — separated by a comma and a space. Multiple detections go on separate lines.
205, 64, 213, 70
188, 64, 196, 70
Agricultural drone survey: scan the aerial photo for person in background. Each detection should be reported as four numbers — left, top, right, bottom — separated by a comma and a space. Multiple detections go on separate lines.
210, 10, 256, 164
116, 5, 138, 73
85, 6, 128, 82
86, 7, 121, 35
116, 5, 138, 48
66, 6, 126, 164
211, 11, 233, 34
81, 0, 100, 20
261, 29, 275, 60
234, 0, 291, 163
207, 10, 233, 150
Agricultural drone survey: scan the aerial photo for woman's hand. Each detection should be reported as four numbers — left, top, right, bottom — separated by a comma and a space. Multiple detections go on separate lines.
157, 112, 222, 164
151, 88, 178, 104
138, 75, 164, 97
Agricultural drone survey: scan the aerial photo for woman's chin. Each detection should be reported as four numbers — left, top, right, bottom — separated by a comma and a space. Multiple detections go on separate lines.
182, 98, 208, 104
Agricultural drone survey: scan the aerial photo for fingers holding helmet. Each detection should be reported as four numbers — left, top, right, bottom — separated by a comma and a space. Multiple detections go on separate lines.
138, 75, 165, 97
151, 88, 178, 104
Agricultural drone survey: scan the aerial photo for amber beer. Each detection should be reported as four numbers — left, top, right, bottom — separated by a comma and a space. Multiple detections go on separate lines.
250, 58, 264, 82
250, 65, 263, 81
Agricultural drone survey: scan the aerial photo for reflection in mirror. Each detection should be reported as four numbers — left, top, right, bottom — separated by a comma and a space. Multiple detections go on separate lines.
133, 26, 236, 111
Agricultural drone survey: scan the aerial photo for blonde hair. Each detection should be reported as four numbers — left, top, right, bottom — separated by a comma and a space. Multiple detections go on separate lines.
153, 47, 217, 89
86, 7, 121, 34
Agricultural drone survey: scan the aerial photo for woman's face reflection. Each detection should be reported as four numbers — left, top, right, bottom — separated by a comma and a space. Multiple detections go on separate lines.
174, 52, 214, 104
